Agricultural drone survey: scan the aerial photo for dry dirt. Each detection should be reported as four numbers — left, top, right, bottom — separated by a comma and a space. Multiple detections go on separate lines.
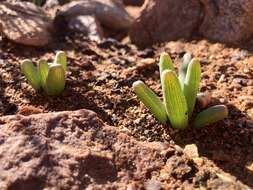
0, 34, 253, 189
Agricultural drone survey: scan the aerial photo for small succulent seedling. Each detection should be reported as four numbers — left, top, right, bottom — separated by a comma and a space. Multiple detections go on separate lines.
21, 51, 67, 96
133, 52, 228, 129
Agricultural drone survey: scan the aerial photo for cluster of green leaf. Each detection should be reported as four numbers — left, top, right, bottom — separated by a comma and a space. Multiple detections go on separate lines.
21, 51, 67, 96
133, 53, 228, 129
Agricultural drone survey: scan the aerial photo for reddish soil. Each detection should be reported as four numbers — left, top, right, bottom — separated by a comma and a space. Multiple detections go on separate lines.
0, 34, 253, 189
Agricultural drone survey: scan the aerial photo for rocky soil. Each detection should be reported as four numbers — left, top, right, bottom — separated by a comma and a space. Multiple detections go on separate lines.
0, 32, 253, 189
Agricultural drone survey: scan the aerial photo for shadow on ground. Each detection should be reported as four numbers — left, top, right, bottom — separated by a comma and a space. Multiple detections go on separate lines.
171, 102, 253, 188
0, 70, 18, 115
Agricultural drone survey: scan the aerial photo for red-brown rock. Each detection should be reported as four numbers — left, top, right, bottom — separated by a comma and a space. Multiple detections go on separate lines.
199, 0, 253, 44
0, 109, 168, 189
130, 0, 201, 47
0, 1, 53, 47
0, 109, 249, 189
130, 0, 253, 46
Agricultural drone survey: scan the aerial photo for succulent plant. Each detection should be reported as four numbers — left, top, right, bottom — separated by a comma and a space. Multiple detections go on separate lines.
21, 51, 67, 96
133, 52, 228, 129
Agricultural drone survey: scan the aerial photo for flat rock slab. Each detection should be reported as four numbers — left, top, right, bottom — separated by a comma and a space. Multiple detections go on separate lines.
0, 109, 168, 189
0, 1, 52, 47
0, 109, 249, 189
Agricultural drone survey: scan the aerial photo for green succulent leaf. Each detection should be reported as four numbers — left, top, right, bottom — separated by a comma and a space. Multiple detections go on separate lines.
161, 70, 188, 129
179, 53, 192, 89
133, 80, 168, 124
193, 105, 228, 128
159, 52, 175, 80
38, 59, 49, 88
54, 51, 67, 71
21, 59, 41, 91
183, 58, 201, 117
45, 64, 66, 96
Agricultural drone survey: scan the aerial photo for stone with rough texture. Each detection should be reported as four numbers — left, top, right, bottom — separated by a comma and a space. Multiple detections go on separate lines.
55, 0, 133, 31
130, 0, 253, 46
68, 15, 104, 41
183, 144, 199, 159
199, 0, 253, 44
0, 109, 249, 189
0, 109, 168, 189
130, 0, 201, 47
43, 0, 59, 9
0, 1, 53, 47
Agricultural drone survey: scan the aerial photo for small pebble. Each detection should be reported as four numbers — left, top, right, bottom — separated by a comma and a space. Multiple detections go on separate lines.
243, 68, 251, 74
144, 180, 162, 190
127, 184, 137, 190
218, 74, 226, 83
232, 78, 247, 86
197, 92, 212, 108
183, 144, 199, 159
219, 98, 226, 104
134, 118, 142, 124
246, 162, 253, 173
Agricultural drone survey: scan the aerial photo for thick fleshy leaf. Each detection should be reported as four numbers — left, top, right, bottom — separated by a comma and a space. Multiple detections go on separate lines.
159, 52, 174, 80
54, 51, 67, 71
179, 53, 192, 89
45, 64, 65, 96
183, 58, 201, 117
193, 105, 228, 128
21, 59, 41, 91
38, 59, 49, 88
161, 70, 188, 129
133, 80, 168, 124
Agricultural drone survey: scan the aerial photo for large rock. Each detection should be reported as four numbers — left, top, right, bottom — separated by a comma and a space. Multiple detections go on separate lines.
0, 1, 53, 47
68, 15, 104, 41
199, 0, 253, 44
0, 110, 249, 189
130, 0, 253, 46
55, 0, 133, 31
0, 109, 168, 189
130, 0, 201, 47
